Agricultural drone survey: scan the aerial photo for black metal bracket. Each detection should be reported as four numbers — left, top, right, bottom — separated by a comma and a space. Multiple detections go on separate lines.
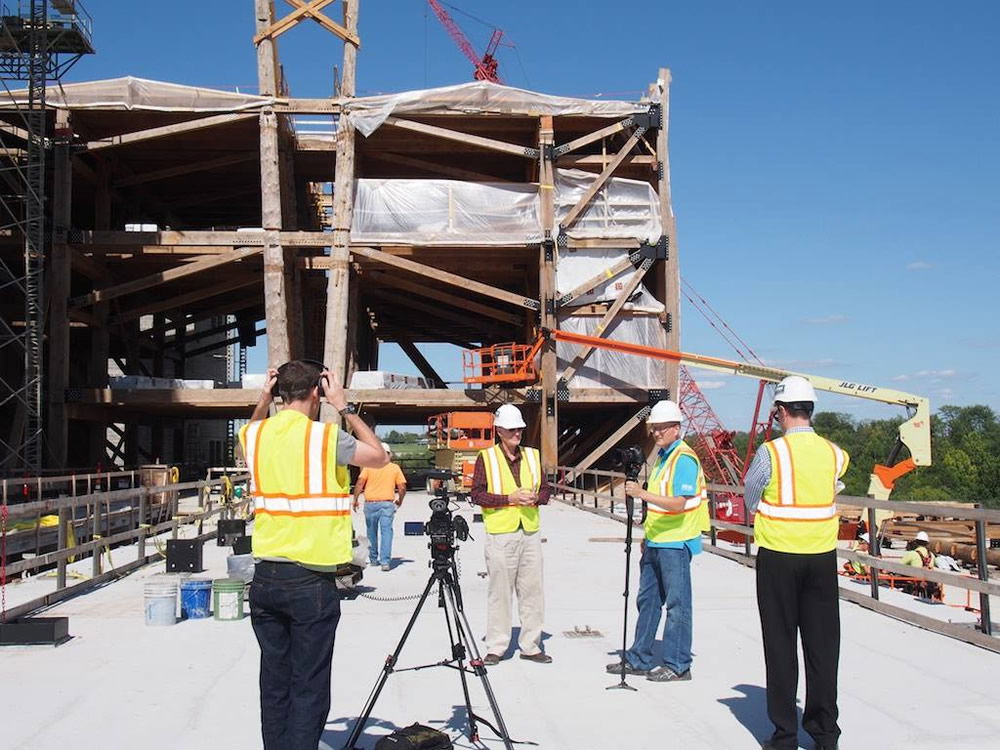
631, 104, 662, 130
546, 394, 556, 417
633, 235, 669, 265
647, 388, 670, 404
543, 143, 556, 162
523, 146, 541, 159
545, 299, 556, 316
523, 389, 542, 403
522, 298, 541, 312
663, 312, 673, 333
556, 378, 570, 402
542, 236, 555, 262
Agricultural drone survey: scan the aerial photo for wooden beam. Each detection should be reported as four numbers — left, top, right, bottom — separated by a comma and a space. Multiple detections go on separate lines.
557, 255, 635, 307
554, 118, 633, 158
567, 406, 651, 481
254, 0, 360, 47
365, 286, 490, 330
69, 245, 263, 307
111, 276, 260, 323
111, 154, 258, 188
46, 114, 72, 468
559, 126, 647, 232
383, 116, 539, 160
86, 113, 256, 151
657, 68, 680, 397
538, 115, 558, 472
397, 337, 447, 388
351, 245, 538, 311
368, 271, 522, 325
562, 258, 653, 383
367, 151, 514, 182
556, 154, 657, 168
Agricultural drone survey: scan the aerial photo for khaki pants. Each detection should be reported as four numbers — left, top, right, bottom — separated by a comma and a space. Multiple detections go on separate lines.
484, 528, 544, 656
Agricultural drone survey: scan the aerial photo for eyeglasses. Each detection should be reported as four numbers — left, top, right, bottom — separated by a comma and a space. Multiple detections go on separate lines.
649, 424, 677, 433
500, 427, 524, 433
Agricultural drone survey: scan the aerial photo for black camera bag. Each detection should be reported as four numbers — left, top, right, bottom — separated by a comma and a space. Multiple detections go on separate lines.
373, 723, 453, 750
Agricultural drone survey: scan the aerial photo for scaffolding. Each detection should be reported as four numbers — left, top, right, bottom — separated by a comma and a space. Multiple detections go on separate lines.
0, 0, 92, 472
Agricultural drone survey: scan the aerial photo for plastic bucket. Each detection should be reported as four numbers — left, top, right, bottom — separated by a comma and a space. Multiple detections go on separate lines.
180, 578, 212, 620
212, 578, 246, 621
226, 553, 256, 584
144, 580, 178, 626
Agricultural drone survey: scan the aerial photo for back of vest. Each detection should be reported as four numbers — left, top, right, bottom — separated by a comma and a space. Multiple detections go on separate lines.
240, 411, 352, 567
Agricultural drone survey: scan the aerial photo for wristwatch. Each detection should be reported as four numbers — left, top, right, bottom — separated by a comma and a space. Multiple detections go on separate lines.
338, 403, 357, 416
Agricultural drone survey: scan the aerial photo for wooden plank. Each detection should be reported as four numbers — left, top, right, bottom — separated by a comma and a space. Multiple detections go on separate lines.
260, 107, 291, 364
73, 230, 333, 248
556, 154, 656, 168
565, 406, 651, 480
553, 118, 632, 157
397, 337, 447, 388
560, 126, 646, 231
112, 154, 258, 188
86, 113, 256, 151
254, 0, 337, 43
538, 115, 559, 470
384, 116, 538, 160
656, 68, 680, 396
562, 258, 653, 382
351, 245, 538, 311
557, 255, 634, 307
69, 245, 263, 307
368, 271, 522, 325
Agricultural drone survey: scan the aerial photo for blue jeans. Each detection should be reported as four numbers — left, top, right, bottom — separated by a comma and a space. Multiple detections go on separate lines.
364, 501, 396, 566
249, 561, 341, 750
625, 544, 693, 673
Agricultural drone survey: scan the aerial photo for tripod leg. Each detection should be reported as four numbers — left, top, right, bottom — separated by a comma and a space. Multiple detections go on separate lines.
438, 577, 480, 743
608, 493, 638, 692
342, 572, 439, 750
443, 578, 516, 750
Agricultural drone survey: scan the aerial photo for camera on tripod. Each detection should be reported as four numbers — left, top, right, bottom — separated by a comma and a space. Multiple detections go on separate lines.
405, 469, 471, 564
611, 445, 645, 481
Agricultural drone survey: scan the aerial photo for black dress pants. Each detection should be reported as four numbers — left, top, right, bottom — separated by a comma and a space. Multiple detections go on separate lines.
756, 547, 840, 749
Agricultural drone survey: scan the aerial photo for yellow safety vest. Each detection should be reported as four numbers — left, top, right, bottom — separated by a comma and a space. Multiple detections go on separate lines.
238, 409, 352, 567
753, 431, 849, 554
644, 441, 709, 543
479, 443, 542, 534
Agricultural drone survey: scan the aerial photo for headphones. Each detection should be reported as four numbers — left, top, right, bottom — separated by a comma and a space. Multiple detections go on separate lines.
272, 359, 328, 398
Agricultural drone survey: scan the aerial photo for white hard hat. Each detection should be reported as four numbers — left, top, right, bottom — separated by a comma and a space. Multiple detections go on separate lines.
381, 442, 392, 454
494, 403, 527, 429
773, 375, 817, 405
859, 532, 870, 544
647, 399, 683, 424
916, 531, 929, 543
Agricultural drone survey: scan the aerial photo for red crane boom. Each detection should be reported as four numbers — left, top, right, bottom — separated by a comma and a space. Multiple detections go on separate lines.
426, 0, 504, 83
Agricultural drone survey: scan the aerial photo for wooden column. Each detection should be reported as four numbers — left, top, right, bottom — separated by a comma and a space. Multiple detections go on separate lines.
656, 68, 680, 397
46, 112, 72, 467
88, 155, 111, 468
256, 0, 291, 365
538, 116, 558, 471
323, 0, 359, 394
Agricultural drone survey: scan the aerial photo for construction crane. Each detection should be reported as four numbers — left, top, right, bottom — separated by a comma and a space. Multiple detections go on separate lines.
463, 329, 932, 502
426, 0, 504, 83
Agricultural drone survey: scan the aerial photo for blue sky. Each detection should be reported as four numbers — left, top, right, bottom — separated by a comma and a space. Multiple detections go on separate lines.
67, 1, 1000, 431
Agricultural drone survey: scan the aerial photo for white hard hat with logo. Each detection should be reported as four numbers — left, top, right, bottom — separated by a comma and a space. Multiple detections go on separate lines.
773, 375, 817, 405
916, 531, 930, 543
494, 403, 527, 429
647, 399, 683, 424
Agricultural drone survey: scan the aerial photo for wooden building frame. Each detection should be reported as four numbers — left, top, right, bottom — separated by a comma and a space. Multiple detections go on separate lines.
0, 0, 681, 476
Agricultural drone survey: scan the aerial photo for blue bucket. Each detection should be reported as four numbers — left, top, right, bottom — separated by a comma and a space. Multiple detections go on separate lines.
180, 578, 213, 620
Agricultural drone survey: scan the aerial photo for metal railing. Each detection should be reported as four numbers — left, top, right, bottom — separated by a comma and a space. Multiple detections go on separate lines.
553, 465, 1000, 653
1, 472, 250, 622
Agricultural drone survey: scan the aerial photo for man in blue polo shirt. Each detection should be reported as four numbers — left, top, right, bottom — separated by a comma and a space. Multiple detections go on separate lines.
605, 399, 708, 682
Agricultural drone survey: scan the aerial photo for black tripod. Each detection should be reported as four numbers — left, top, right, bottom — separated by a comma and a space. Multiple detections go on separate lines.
607, 476, 646, 692
343, 556, 515, 750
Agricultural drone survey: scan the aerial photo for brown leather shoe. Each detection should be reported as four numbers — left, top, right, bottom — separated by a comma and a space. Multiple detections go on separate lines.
519, 651, 553, 664
483, 653, 501, 666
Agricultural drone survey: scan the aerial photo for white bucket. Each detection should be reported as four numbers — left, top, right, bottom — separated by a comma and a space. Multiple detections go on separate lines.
144, 580, 178, 626
226, 553, 256, 584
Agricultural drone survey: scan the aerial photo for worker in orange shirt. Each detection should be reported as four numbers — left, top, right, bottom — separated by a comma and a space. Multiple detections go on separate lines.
353, 443, 407, 571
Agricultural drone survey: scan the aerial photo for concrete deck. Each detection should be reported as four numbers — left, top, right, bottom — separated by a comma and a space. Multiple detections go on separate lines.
3, 494, 997, 749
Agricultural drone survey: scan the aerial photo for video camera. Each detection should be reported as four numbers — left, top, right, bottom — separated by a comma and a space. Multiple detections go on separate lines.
405, 469, 472, 565
611, 445, 645, 481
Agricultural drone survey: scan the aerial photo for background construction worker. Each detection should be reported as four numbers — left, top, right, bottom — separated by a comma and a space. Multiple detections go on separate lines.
471, 403, 552, 666
744, 375, 849, 750
239, 360, 387, 750
352, 442, 407, 571
608, 399, 709, 683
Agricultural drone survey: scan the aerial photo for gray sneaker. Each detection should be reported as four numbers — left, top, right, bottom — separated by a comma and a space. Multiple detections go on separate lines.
605, 660, 648, 676
646, 666, 691, 682
381, 564, 391, 571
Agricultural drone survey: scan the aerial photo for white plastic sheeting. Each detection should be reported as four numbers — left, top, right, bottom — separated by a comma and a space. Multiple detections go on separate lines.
557, 313, 666, 389
351, 179, 541, 245
6, 76, 274, 112
348, 371, 431, 390
346, 81, 647, 137
557, 247, 666, 308
351, 169, 660, 246
555, 169, 662, 244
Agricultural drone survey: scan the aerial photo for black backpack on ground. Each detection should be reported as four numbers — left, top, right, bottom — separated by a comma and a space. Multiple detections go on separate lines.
373, 723, 453, 750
